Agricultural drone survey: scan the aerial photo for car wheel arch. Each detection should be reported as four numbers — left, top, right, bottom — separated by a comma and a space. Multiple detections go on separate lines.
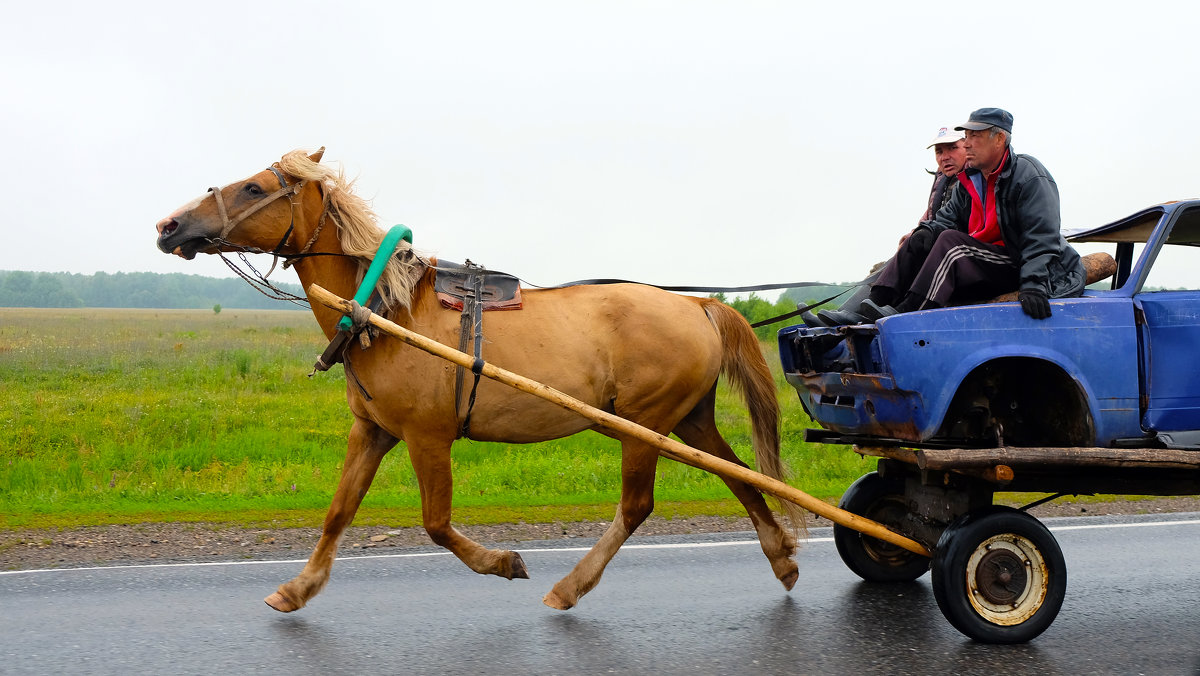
935, 356, 1096, 447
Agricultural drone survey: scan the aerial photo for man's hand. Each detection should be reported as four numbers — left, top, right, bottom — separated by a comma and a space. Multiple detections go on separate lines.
902, 225, 935, 254
1018, 289, 1051, 319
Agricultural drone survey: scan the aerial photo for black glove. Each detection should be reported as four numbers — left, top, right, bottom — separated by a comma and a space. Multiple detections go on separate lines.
1018, 289, 1051, 319
903, 225, 935, 256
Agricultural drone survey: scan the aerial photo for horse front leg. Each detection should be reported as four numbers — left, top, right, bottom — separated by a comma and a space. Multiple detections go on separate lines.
407, 436, 529, 581
543, 438, 658, 610
265, 418, 396, 612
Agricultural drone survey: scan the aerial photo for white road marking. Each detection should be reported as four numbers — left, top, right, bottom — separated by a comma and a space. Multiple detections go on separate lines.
1049, 518, 1200, 532
2, 517, 1197, 577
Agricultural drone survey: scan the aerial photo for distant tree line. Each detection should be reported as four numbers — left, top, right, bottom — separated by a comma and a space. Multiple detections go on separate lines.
1, 269, 861, 329
0, 270, 306, 310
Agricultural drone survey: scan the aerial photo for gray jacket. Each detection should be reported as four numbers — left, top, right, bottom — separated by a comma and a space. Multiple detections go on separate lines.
921, 147, 1085, 298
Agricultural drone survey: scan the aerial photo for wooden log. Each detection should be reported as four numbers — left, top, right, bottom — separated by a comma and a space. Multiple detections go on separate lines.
308, 284, 932, 558
989, 252, 1117, 302
916, 446, 1200, 471
853, 446, 921, 465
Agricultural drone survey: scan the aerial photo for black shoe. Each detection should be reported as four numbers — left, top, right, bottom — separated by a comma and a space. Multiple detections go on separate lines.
800, 310, 825, 328
859, 300, 899, 321
817, 308, 867, 326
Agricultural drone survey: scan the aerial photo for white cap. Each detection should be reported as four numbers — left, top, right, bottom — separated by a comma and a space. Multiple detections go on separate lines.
926, 126, 965, 149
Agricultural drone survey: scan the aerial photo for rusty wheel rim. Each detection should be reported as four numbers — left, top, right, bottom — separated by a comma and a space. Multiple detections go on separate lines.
861, 496, 912, 564
965, 534, 1048, 626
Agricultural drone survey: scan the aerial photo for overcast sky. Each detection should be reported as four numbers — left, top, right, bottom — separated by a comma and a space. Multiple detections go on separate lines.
3, 1, 1197, 297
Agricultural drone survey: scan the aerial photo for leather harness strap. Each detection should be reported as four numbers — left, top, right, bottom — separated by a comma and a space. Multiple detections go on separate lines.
454, 265, 486, 439
208, 165, 304, 248
286, 188, 330, 266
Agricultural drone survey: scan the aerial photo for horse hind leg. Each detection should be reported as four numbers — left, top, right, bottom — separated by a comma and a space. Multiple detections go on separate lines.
266, 419, 397, 612
407, 436, 529, 581
543, 437, 657, 610
673, 398, 800, 591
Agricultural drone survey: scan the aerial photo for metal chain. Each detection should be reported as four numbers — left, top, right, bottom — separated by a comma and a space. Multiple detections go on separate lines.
217, 249, 311, 308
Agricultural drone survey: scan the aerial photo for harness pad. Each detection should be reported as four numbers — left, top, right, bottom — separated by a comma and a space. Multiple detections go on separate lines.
433, 259, 523, 311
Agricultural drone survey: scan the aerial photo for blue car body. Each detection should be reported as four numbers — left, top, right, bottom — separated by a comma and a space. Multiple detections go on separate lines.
779, 200, 1200, 450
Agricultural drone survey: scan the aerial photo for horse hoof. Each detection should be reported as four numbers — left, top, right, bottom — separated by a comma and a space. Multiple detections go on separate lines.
264, 591, 301, 613
509, 552, 529, 580
779, 568, 799, 591
542, 590, 575, 611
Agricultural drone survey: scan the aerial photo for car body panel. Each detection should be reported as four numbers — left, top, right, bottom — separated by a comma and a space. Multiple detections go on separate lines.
780, 200, 1200, 449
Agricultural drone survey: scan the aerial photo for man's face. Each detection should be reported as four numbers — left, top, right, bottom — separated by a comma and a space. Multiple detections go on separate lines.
963, 128, 1007, 173
933, 140, 968, 178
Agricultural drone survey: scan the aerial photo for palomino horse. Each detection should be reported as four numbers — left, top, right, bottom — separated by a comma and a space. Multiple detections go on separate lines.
155, 149, 800, 612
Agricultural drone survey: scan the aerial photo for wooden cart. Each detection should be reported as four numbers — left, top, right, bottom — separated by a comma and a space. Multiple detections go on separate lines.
806, 429, 1200, 642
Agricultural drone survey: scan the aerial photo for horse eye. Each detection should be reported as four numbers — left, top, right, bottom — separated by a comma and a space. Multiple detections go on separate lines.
243, 183, 265, 197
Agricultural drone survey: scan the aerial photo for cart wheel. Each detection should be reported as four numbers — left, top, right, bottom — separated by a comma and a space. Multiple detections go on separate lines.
834, 472, 930, 582
931, 506, 1066, 643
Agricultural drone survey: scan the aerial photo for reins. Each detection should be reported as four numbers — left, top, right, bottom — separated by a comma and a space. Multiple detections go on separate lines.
210, 165, 858, 328
537, 276, 856, 327
216, 250, 311, 308
219, 238, 854, 326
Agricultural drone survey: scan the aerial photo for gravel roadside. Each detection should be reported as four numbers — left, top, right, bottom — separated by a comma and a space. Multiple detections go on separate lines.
4, 496, 1200, 572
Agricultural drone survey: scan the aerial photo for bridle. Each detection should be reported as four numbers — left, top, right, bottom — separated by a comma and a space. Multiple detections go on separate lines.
204, 164, 324, 307
201, 160, 421, 311
208, 164, 306, 256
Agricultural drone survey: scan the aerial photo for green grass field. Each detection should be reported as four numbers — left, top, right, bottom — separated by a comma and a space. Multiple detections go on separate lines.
0, 307, 876, 530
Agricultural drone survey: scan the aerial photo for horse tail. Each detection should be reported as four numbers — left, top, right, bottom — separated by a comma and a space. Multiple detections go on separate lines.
701, 300, 805, 531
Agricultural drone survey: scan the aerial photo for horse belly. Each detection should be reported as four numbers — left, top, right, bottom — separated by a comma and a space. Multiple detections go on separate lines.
465, 293, 722, 439
462, 374, 606, 443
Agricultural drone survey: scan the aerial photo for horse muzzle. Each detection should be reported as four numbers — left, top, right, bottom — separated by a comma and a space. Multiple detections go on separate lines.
156, 216, 213, 259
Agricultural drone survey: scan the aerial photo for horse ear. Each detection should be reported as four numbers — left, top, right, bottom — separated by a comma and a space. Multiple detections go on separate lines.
308, 147, 326, 163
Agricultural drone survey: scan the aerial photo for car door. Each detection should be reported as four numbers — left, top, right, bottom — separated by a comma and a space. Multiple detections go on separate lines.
1138, 292, 1200, 432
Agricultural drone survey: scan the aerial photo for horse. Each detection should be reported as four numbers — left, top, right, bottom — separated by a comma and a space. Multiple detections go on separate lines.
154, 148, 801, 612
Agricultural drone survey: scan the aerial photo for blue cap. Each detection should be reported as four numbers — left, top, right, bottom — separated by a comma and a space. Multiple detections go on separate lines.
955, 108, 1014, 134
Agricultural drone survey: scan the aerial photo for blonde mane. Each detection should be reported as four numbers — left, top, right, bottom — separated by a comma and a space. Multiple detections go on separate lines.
279, 149, 423, 313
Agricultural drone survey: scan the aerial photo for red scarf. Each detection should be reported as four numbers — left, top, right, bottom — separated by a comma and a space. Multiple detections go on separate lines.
957, 149, 1009, 246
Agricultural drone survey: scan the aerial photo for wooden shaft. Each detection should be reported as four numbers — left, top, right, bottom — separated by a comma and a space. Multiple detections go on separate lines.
309, 284, 932, 557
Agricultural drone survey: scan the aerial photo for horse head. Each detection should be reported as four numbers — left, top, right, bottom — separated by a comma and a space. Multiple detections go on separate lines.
156, 147, 424, 316
155, 148, 326, 260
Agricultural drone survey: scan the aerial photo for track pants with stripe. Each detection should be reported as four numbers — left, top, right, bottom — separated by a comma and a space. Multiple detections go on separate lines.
874, 229, 1018, 310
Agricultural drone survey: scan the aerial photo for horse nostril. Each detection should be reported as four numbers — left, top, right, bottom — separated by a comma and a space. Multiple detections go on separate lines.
156, 217, 178, 236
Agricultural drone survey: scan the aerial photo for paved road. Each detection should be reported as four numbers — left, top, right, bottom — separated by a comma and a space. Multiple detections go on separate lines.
2, 513, 1199, 675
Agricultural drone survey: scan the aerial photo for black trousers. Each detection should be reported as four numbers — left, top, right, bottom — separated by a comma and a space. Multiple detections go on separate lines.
874, 229, 1018, 309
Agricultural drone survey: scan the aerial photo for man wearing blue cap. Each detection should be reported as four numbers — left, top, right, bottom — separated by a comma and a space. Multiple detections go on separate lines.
842, 107, 1085, 321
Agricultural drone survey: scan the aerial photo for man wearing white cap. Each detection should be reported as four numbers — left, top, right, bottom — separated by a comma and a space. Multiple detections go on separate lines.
921, 126, 967, 221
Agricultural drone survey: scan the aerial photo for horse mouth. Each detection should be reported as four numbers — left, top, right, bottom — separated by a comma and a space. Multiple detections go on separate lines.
157, 226, 214, 260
